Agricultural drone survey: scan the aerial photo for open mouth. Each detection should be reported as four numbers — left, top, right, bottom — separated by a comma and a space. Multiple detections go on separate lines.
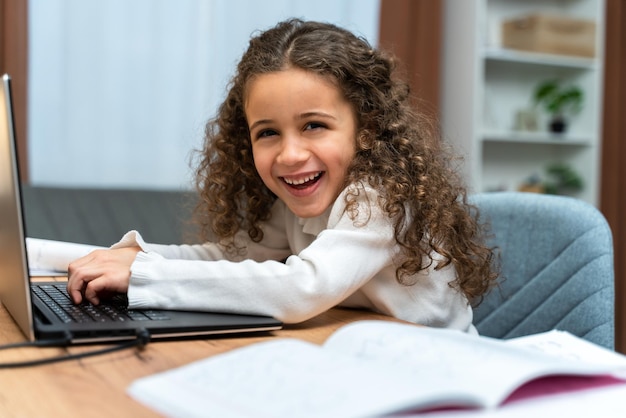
282, 172, 324, 189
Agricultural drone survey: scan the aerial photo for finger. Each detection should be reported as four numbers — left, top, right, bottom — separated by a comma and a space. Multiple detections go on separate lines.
67, 272, 87, 304
83, 279, 102, 305
67, 263, 100, 304
66, 257, 93, 304
83, 276, 121, 305
68, 286, 84, 305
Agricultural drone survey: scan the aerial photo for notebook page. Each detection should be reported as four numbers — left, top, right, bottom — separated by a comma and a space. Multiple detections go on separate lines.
128, 338, 485, 418
323, 321, 626, 407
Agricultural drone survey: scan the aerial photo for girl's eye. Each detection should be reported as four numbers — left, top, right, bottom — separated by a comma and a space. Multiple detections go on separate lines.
304, 122, 325, 131
257, 129, 278, 139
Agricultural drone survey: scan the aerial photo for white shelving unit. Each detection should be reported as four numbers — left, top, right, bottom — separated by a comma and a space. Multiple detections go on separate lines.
441, 0, 605, 205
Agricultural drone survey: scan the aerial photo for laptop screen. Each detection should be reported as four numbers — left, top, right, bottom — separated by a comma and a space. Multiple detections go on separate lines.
0, 74, 36, 341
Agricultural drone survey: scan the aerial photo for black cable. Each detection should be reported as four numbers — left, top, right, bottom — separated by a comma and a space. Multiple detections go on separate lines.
0, 331, 74, 350
0, 328, 151, 369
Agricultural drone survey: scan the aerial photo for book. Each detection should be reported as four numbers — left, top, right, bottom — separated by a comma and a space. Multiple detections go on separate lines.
127, 320, 626, 418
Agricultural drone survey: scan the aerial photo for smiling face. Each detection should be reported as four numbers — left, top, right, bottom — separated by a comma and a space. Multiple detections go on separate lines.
245, 68, 358, 218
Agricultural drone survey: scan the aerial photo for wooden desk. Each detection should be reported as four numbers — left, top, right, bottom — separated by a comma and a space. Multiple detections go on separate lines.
0, 299, 400, 417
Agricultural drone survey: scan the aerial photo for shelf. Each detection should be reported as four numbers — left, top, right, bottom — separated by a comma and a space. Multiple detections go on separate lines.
483, 47, 598, 69
482, 130, 593, 146
441, 0, 603, 206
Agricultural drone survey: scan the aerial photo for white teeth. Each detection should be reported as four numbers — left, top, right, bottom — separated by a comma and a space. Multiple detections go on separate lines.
283, 172, 321, 185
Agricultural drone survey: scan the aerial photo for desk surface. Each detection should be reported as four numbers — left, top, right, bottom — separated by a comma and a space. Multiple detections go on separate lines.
0, 297, 400, 417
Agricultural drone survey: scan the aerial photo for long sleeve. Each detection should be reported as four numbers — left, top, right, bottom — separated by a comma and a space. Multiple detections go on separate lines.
118, 186, 396, 323
114, 185, 475, 332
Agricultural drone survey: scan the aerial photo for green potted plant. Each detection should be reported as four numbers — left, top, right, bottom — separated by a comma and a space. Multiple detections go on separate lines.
533, 80, 584, 134
518, 163, 584, 196
543, 162, 584, 195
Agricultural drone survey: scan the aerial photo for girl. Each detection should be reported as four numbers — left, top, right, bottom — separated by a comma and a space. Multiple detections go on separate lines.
67, 19, 497, 332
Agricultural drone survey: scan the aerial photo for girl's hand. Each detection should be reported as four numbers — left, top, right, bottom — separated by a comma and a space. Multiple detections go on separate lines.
66, 246, 141, 305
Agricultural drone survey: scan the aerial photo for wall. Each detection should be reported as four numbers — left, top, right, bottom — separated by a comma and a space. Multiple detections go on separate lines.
0, 0, 29, 180
600, 0, 626, 353
28, 0, 380, 189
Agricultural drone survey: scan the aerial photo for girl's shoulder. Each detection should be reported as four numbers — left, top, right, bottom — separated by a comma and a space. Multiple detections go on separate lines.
336, 181, 381, 208
328, 182, 389, 228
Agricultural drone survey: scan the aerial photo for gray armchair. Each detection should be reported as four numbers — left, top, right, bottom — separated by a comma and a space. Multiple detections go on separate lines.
470, 192, 615, 350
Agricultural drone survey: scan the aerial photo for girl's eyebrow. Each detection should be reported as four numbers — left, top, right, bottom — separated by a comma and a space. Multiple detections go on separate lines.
248, 119, 272, 132
299, 111, 337, 120
249, 112, 337, 131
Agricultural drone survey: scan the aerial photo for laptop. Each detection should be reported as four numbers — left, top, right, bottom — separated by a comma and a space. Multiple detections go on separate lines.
0, 74, 282, 344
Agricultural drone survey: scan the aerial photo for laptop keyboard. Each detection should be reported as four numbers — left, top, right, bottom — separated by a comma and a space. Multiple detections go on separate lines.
32, 283, 170, 323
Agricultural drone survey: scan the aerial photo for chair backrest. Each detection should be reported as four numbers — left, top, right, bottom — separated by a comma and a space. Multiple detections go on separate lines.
469, 192, 615, 350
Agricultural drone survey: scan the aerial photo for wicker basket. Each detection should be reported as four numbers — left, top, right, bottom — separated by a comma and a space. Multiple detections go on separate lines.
502, 14, 596, 58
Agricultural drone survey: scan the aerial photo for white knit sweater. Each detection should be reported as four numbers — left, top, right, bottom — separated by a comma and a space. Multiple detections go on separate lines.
112, 185, 475, 332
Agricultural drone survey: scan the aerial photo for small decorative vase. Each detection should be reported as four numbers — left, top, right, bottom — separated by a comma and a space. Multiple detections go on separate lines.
549, 116, 567, 134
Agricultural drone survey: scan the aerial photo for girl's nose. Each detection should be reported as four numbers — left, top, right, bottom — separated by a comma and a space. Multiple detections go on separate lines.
276, 135, 309, 166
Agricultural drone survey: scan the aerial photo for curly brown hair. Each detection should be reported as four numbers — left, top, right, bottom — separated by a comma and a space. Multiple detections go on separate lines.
193, 19, 498, 303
